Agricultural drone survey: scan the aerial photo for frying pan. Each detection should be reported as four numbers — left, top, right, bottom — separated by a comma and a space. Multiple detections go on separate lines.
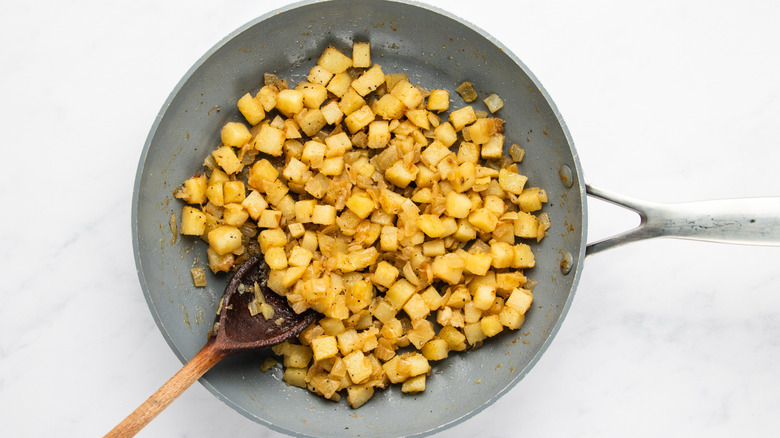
131, 0, 780, 436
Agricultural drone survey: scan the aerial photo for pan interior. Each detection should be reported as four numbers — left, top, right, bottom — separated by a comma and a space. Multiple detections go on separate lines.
132, 0, 586, 436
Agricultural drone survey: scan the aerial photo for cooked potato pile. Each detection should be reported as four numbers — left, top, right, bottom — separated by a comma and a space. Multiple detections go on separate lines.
176, 42, 550, 408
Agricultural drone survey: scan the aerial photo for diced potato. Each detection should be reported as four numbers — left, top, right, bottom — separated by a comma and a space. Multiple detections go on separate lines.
311, 335, 339, 362
276, 89, 305, 117
283, 367, 308, 388
241, 190, 268, 220
506, 288, 533, 314
222, 181, 245, 204
339, 87, 366, 116
294, 108, 328, 137
514, 211, 539, 239
346, 191, 376, 219
517, 187, 548, 212
180, 206, 206, 235
463, 322, 486, 346
465, 118, 500, 145
296, 81, 328, 109
372, 261, 399, 289
222, 203, 249, 227
367, 120, 390, 149
481, 134, 504, 159
416, 214, 446, 238
380, 225, 398, 252
385, 279, 416, 309
480, 315, 504, 337
498, 306, 525, 330
347, 384, 374, 409
212, 146, 243, 175
265, 246, 288, 270
312, 204, 337, 225
351, 64, 384, 96
343, 350, 373, 384
468, 208, 498, 233
385, 161, 418, 188
307, 64, 333, 86
253, 124, 286, 157
449, 106, 477, 131
258, 228, 288, 252
403, 293, 430, 321
427, 89, 450, 112
390, 80, 423, 109
318, 46, 353, 74
207, 226, 242, 255
512, 243, 535, 269
374, 94, 405, 120
294, 199, 316, 223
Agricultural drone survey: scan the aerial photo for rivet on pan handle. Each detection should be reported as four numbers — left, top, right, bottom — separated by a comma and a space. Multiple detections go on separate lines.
584, 184, 780, 256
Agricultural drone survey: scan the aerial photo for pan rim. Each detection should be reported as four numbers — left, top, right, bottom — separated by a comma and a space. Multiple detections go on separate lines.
131, 0, 588, 436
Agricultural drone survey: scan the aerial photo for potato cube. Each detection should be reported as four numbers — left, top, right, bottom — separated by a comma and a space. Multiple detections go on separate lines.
367, 120, 391, 149
288, 246, 313, 267
247, 158, 279, 189
465, 252, 492, 276
403, 293, 430, 321
304, 173, 331, 199
498, 306, 525, 330
336, 88, 364, 118
180, 206, 206, 235
514, 211, 539, 239
294, 108, 327, 137
384, 161, 418, 188
432, 121, 457, 147
296, 81, 328, 109
489, 241, 514, 269
351, 64, 384, 96
346, 279, 373, 313
480, 315, 504, 337
237, 94, 265, 126
307, 64, 333, 86
465, 118, 500, 144
342, 350, 373, 384
416, 214, 446, 238
294, 199, 316, 223
374, 94, 405, 120
207, 226, 242, 255
222, 203, 249, 227
283, 157, 308, 184
352, 41, 371, 68
258, 228, 287, 252
449, 106, 477, 131
264, 246, 288, 270
498, 168, 528, 195
327, 71, 352, 97
444, 191, 472, 219
463, 322, 486, 346
256, 209, 281, 228
512, 243, 536, 269
221, 181, 244, 204
468, 208, 498, 232
311, 335, 339, 362
506, 288, 533, 314
481, 134, 504, 159
390, 80, 423, 109
380, 225, 398, 252
372, 261, 399, 289
431, 253, 465, 285
283, 367, 308, 388
318, 46, 353, 74
320, 156, 344, 176
426, 89, 450, 112
517, 188, 547, 212
453, 219, 477, 242
346, 191, 375, 219
212, 146, 243, 175
253, 124, 286, 157
220, 121, 252, 147
419, 140, 451, 168
205, 182, 224, 206
319, 100, 343, 125
344, 104, 375, 134
276, 89, 305, 116
347, 384, 374, 409
386, 279, 416, 309
312, 204, 337, 225
450, 161, 476, 193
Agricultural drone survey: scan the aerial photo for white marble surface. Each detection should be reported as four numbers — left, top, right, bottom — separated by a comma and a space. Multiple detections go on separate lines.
2, 0, 779, 437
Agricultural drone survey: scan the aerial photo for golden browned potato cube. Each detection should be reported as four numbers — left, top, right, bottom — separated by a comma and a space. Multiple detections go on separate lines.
311, 335, 339, 362
506, 287, 533, 314
465, 118, 499, 145
212, 146, 243, 175
180, 206, 206, 235
312, 204, 337, 225
320, 100, 343, 125
498, 168, 528, 195
247, 158, 279, 189
426, 89, 450, 112
417, 214, 446, 238
464, 252, 492, 276
443, 191, 472, 219
264, 246, 288, 270
287, 246, 313, 268
489, 241, 514, 269
343, 350, 373, 384
463, 322, 486, 346
390, 80, 423, 109
352, 41, 371, 68
258, 228, 287, 252
457, 141, 480, 164
347, 384, 374, 409
468, 208, 498, 233
438, 325, 467, 351
346, 279, 373, 313
294, 108, 327, 137
344, 104, 375, 134
346, 191, 375, 219
384, 161, 418, 188
257, 209, 282, 228
324, 71, 350, 98
237, 93, 265, 126
283, 367, 308, 388
420, 287, 444, 311
419, 140, 451, 168
220, 121, 252, 147
177, 173, 207, 205
386, 279, 417, 309
319, 156, 344, 176
352, 64, 385, 96
514, 211, 539, 239
222, 203, 249, 227
372, 299, 397, 324
498, 306, 525, 329
367, 120, 391, 149
512, 243, 536, 269
431, 253, 465, 285
253, 124, 286, 157
372, 261, 399, 289
296, 81, 328, 109
374, 93, 405, 120
380, 225, 399, 252
324, 131, 351, 157
453, 219, 477, 242
421, 338, 449, 361
207, 225, 243, 255
434, 121, 458, 146
304, 173, 331, 199
318, 46, 353, 74
241, 190, 268, 220
480, 315, 504, 337
403, 293, 430, 321
517, 187, 547, 212
275, 89, 305, 117
294, 199, 316, 223
205, 182, 224, 207
450, 161, 476, 193
307, 64, 333, 86
481, 134, 504, 159
301, 140, 326, 168
449, 106, 477, 131
339, 87, 366, 116
222, 181, 245, 204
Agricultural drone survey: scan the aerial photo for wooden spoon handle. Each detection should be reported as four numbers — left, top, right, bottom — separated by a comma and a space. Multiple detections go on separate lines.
105, 340, 226, 438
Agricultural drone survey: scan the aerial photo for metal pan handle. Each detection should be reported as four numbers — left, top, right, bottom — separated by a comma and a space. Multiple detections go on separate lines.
585, 184, 780, 256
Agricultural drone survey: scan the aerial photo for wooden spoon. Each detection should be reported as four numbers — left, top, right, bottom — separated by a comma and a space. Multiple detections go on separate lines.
106, 255, 318, 437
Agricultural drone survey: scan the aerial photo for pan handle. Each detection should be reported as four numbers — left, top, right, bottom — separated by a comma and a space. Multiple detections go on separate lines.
585, 184, 780, 256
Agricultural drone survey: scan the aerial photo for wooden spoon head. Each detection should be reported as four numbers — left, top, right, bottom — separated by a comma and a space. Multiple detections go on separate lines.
213, 255, 317, 355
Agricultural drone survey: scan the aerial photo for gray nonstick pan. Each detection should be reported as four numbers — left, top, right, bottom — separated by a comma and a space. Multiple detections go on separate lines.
131, 0, 780, 436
